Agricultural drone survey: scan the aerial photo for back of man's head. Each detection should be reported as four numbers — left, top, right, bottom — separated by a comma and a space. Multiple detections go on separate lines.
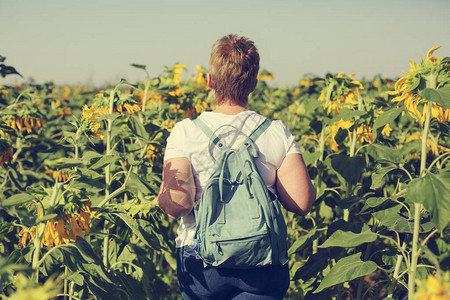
209, 34, 260, 106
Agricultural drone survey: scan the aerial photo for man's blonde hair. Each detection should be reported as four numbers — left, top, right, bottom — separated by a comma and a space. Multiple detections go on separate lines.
209, 34, 260, 106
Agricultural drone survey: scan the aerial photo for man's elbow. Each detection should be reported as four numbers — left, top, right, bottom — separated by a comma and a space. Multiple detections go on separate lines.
166, 206, 193, 219
295, 189, 317, 216
157, 195, 193, 219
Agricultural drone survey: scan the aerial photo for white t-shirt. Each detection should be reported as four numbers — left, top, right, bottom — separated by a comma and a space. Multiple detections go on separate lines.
163, 110, 301, 248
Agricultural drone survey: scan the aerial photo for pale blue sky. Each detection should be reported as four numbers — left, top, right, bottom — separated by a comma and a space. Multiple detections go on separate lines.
1, 0, 449, 87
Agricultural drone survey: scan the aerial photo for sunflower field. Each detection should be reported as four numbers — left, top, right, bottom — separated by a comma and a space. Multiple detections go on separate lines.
0, 48, 449, 300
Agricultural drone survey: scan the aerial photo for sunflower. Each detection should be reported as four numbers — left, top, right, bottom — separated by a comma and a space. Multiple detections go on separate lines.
116, 103, 141, 116
415, 274, 450, 300
257, 70, 273, 82
405, 134, 450, 156
62, 86, 71, 101
18, 201, 95, 248
354, 125, 373, 144
172, 63, 186, 84
171, 104, 181, 111
80, 103, 106, 139
4, 117, 44, 133
318, 73, 363, 115
194, 65, 208, 89
44, 169, 70, 182
146, 144, 158, 161
168, 87, 185, 97
137, 91, 164, 105
58, 106, 72, 116
386, 46, 450, 124
381, 123, 393, 137
300, 79, 317, 87
194, 100, 210, 114
162, 120, 176, 131
310, 119, 374, 153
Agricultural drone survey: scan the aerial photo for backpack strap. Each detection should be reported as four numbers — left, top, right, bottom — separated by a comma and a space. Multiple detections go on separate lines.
238, 119, 271, 157
192, 118, 216, 142
193, 118, 231, 158
248, 119, 271, 143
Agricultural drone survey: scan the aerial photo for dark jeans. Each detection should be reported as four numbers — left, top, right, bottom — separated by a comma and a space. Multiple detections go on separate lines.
177, 246, 290, 300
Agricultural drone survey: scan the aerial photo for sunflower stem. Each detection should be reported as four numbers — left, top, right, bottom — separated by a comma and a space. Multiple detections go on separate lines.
11, 137, 22, 163
69, 281, 75, 300
408, 77, 434, 300
32, 178, 60, 282
64, 266, 68, 300
141, 78, 150, 114
102, 86, 116, 269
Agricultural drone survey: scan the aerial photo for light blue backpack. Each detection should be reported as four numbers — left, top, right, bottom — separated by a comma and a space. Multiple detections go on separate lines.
192, 118, 288, 268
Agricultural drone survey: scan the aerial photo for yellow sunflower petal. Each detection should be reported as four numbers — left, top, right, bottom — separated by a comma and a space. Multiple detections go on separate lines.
427, 274, 444, 295
426, 46, 440, 61
382, 123, 392, 137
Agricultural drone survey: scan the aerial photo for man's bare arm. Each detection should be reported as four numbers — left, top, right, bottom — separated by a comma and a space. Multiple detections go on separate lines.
276, 154, 316, 215
157, 158, 196, 219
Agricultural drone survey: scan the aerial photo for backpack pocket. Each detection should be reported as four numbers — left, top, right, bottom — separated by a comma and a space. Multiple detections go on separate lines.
208, 228, 273, 268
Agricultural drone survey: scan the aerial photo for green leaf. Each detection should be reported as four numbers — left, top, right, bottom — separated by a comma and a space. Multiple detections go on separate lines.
130, 64, 147, 71
82, 151, 103, 160
370, 169, 392, 190
301, 151, 321, 166
372, 107, 402, 140
406, 75, 422, 92
367, 144, 402, 163
71, 168, 105, 191
163, 251, 177, 270
67, 272, 84, 286
401, 139, 422, 156
331, 153, 366, 183
288, 228, 318, 255
314, 253, 378, 293
2, 193, 34, 207
331, 107, 367, 122
127, 172, 155, 195
74, 237, 102, 264
292, 252, 328, 281
45, 158, 84, 169
435, 86, 450, 108
35, 213, 58, 224
407, 171, 450, 231
373, 205, 434, 233
334, 127, 348, 144
110, 208, 152, 248
327, 220, 365, 237
360, 196, 394, 214
319, 224, 377, 248
97, 114, 120, 122
309, 118, 322, 134
419, 87, 450, 108
0, 64, 23, 78
127, 115, 149, 140
88, 155, 118, 170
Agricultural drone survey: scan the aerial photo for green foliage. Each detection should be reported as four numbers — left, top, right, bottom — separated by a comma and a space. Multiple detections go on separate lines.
314, 253, 378, 293
0, 62, 448, 299
408, 171, 450, 231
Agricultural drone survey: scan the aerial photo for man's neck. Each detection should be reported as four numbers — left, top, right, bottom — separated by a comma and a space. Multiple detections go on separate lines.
213, 104, 248, 115
213, 100, 248, 115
